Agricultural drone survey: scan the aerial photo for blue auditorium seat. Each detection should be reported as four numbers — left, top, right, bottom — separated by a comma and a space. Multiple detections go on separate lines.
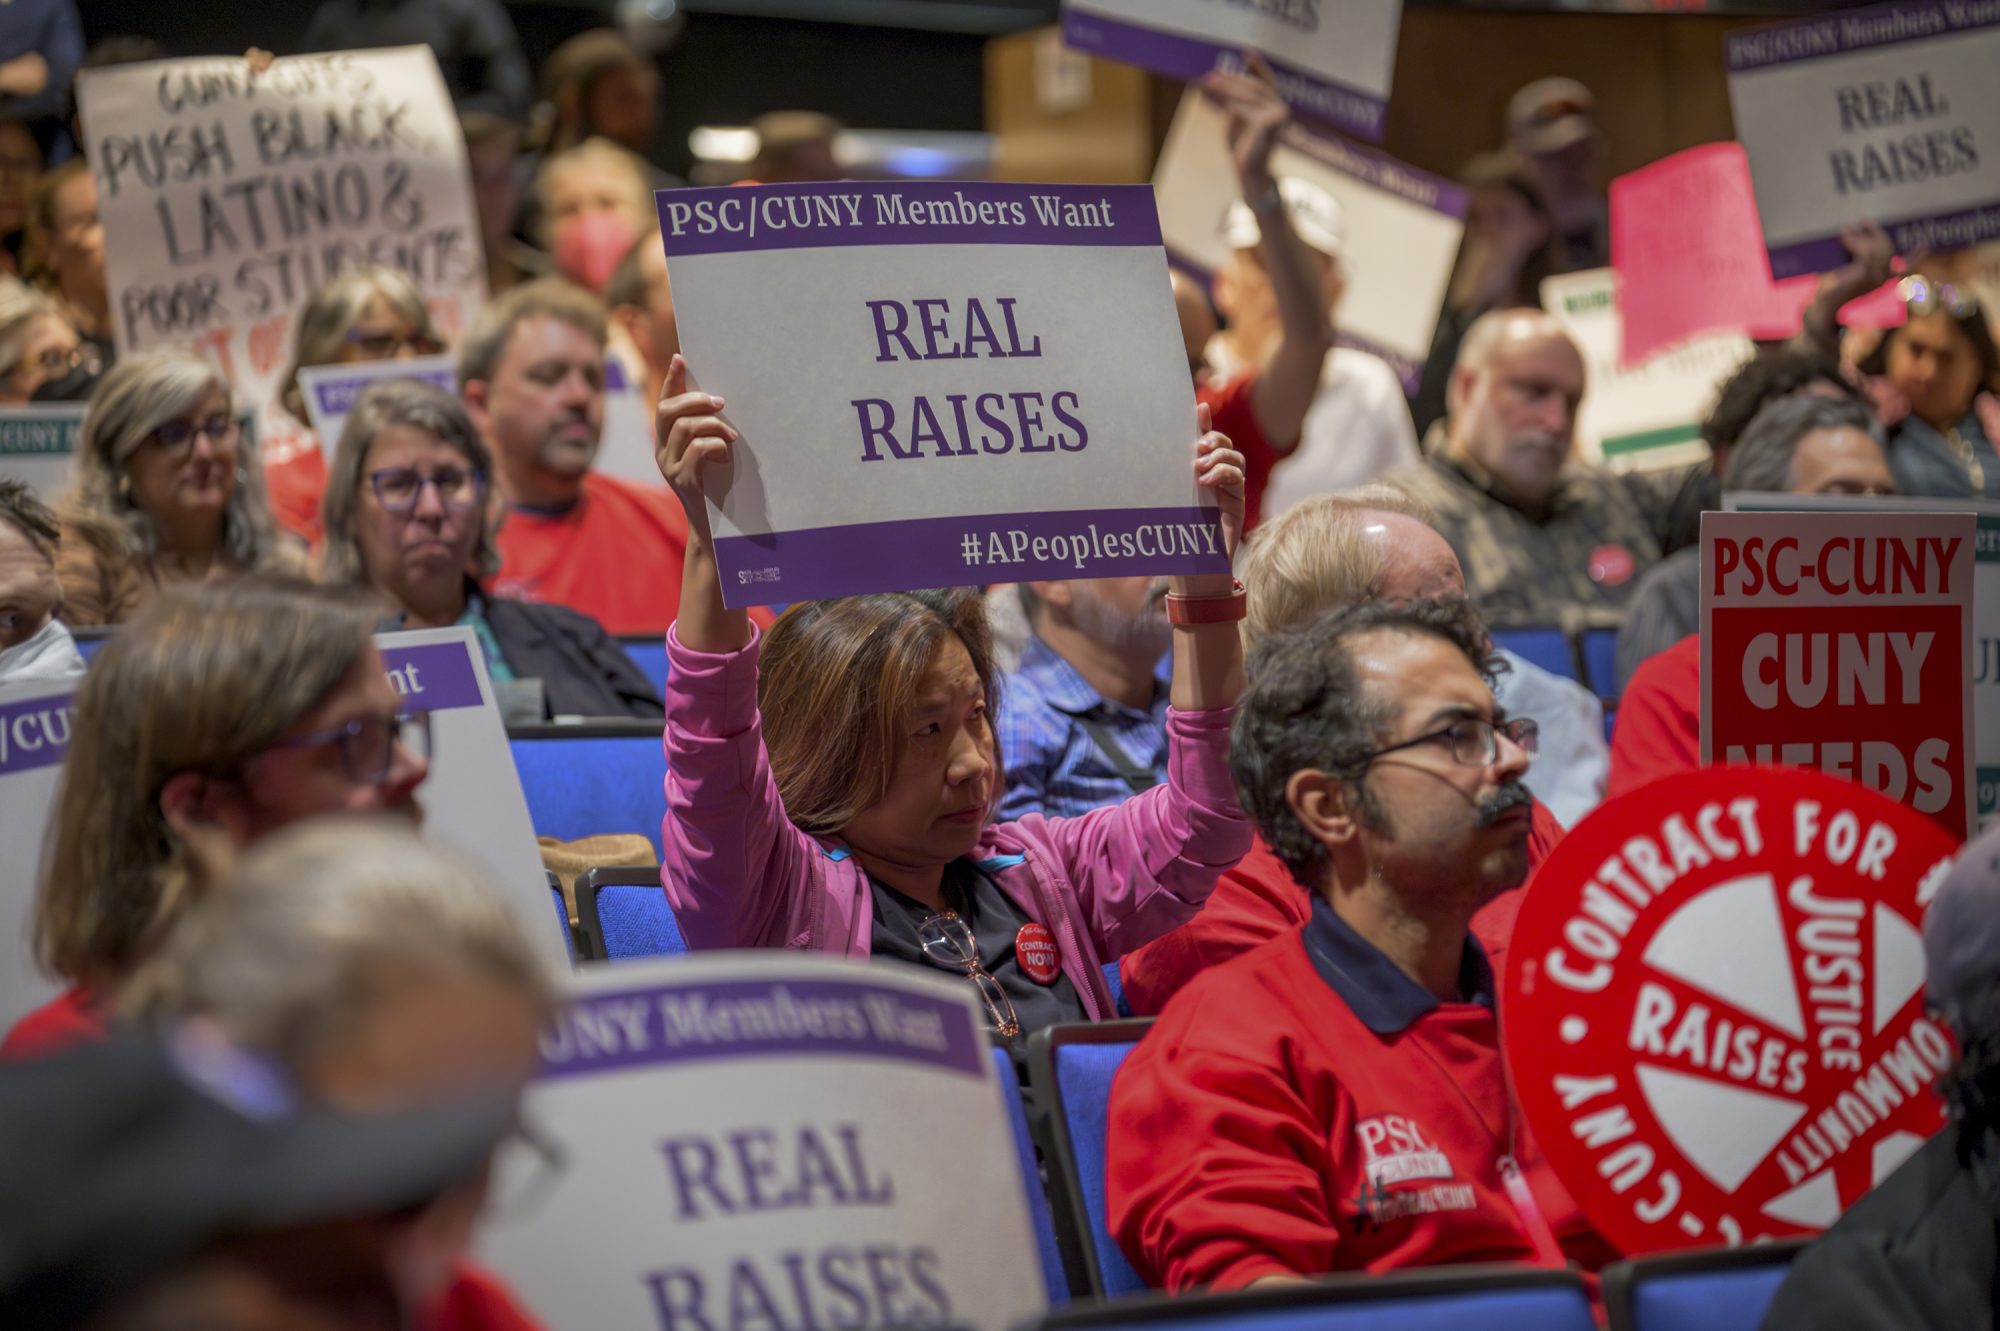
71, 627, 111, 662
1491, 626, 1579, 682
1027, 1020, 1154, 1298
576, 866, 687, 961
1604, 1241, 1808, 1331
990, 1046, 1069, 1305
507, 722, 665, 857
616, 635, 670, 699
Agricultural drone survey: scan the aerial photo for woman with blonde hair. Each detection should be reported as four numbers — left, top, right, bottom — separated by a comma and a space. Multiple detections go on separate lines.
536, 137, 655, 293
55, 350, 304, 624
265, 265, 448, 543
0, 275, 85, 404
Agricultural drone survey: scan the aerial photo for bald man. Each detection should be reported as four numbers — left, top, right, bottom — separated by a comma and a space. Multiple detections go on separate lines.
1389, 309, 1694, 628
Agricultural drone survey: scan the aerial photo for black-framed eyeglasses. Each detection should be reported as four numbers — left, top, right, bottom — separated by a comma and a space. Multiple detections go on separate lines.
1898, 276, 1978, 320
148, 413, 241, 460
264, 710, 433, 786
917, 911, 1020, 1039
345, 328, 444, 359
367, 466, 486, 514
1348, 716, 1538, 772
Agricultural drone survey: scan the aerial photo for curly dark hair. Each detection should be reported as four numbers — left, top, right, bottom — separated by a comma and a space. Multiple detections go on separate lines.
1701, 349, 1859, 455
1231, 597, 1496, 888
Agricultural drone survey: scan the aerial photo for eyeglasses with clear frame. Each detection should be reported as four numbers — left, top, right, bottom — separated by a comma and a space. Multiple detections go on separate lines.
917, 910, 1021, 1039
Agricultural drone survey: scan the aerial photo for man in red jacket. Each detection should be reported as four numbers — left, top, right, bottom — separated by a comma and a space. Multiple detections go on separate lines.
1108, 598, 1614, 1291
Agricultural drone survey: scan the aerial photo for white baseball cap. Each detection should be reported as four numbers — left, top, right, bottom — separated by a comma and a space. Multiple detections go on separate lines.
1222, 177, 1345, 261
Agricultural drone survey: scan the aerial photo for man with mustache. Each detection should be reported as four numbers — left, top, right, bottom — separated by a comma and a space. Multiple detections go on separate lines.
997, 577, 1173, 819
1389, 308, 1691, 628
1107, 597, 1613, 1290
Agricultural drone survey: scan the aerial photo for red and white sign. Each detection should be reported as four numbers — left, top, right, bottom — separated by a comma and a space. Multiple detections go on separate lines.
1701, 511, 1978, 842
1505, 767, 1960, 1256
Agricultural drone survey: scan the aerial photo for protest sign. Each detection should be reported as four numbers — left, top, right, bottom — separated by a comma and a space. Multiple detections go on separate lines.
0, 677, 77, 1026
1152, 89, 1464, 396
596, 353, 671, 489
297, 353, 457, 453
1540, 269, 1751, 473
1700, 509, 1976, 841
1725, 491, 2000, 829
1726, 0, 2000, 279
477, 953, 1045, 1331
657, 180, 1226, 608
1506, 766, 1960, 1254
75, 47, 487, 463
0, 404, 87, 498
1060, 0, 1402, 142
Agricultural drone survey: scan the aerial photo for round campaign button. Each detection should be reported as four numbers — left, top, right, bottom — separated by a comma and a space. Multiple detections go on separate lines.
1015, 923, 1061, 985
1588, 544, 1637, 587
1504, 766, 1961, 1256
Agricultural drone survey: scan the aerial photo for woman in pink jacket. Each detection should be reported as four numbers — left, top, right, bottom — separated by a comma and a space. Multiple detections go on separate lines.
653, 356, 1253, 1037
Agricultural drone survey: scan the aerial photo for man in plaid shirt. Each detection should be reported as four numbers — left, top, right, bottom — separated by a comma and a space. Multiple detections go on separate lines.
996, 580, 1172, 820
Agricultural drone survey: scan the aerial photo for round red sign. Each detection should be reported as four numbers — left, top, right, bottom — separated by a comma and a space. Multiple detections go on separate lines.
1014, 923, 1061, 985
1505, 766, 1961, 1256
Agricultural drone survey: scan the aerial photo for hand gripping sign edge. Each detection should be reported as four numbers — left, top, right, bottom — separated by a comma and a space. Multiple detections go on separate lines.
1503, 766, 1961, 1256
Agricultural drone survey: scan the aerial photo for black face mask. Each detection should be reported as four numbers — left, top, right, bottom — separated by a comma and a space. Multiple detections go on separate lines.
31, 360, 100, 403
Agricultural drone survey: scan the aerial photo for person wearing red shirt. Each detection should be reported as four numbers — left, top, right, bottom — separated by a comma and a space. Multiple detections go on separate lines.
1606, 631, 1701, 799
1108, 599, 1613, 1291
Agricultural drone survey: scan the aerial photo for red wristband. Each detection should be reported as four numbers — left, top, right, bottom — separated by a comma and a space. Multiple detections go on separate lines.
1166, 578, 1248, 626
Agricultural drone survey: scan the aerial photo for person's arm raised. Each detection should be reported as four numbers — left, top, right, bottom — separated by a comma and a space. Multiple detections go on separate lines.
1169, 403, 1247, 713
656, 353, 753, 653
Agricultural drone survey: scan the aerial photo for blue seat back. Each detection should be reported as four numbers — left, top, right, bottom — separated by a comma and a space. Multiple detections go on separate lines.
73, 630, 111, 662
1045, 1034, 1148, 1297
508, 725, 664, 858
1031, 1270, 1597, 1331
990, 1047, 1068, 1306
1491, 626, 1577, 682
1615, 1251, 1800, 1331
616, 636, 670, 699
579, 874, 688, 960
1580, 627, 1620, 705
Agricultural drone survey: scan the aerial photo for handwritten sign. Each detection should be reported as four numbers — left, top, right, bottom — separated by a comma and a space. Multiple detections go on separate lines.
0, 404, 87, 499
1152, 88, 1464, 396
75, 47, 487, 463
478, 954, 1044, 1331
657, 180, 1224, 607
1541, 268, 1752, 473
1060, 0, 1401, 141
1506, 766, 1959, 1254
1700, 510, 1977, 840
1727, 0, 2000, 278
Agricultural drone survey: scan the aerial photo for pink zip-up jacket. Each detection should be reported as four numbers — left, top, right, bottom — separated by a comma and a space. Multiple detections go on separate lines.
659, 624, 1253, 1020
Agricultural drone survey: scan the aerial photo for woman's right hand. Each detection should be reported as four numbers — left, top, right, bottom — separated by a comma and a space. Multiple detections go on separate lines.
655, 353, 738, 546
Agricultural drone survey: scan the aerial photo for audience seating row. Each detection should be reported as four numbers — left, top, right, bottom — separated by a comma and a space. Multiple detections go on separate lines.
1490, 624, 1622, 740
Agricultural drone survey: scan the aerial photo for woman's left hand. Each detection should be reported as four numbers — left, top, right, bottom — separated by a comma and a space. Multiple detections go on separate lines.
1192, 402, 1246, 562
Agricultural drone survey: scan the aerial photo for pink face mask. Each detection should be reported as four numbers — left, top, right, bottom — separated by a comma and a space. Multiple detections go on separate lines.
553, 211, 638, 292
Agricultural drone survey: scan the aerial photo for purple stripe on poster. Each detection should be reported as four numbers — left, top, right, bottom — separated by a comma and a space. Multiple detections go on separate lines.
536, 977, 987, 1082
657, 182, 1163, 258
379, 641, 486, 714
605, 357, 629, 393
0, 691, 76, 775
1728, 0, 1994, 71
311, 368, 456, 416
713, 505, 1229, 608
1769, 198, 2000, 278
1276, 124, 1468, 218
1061, 8, 1386, 141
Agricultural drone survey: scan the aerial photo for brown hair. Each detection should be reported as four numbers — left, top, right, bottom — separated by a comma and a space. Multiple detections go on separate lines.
759, 589, 996, 837
21, 158, 89, 293
455, 276, 606, 388
33, 575, 378, 984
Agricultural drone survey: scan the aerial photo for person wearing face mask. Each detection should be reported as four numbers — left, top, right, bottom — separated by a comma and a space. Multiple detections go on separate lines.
0, 479, 83, 682
55, 351, 304, 626
1389, 309, 1694, 628
535, 138, 655, 295
1107, 598, 1614, 1291
117, 819, 557, 1331
263, 267, 451, 545
0, 276, 86, 404
656, 355, 1252, 1051
321, 379, 660, 722
3, 575, 430, 1058
1855, 279, 2000, 500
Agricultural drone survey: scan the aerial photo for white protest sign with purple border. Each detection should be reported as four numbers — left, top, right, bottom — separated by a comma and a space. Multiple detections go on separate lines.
0, 404, 88, 500
298, 354, 458, 454
0, 678, 77, 1026
657, 181, 1225, 609
1151, 89, 1464, 396
1727, 0, 2000, 279
1061, 0, 1401, 142
478, 952, 1044, 1331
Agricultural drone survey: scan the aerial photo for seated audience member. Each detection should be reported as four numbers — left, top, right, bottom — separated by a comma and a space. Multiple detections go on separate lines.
1390, 309, 1690, 627
1119, 487, 1578, 1016
0, 116, 41, 277
459, 278, 705, 637
1856, 278, 1999, 499
536, 137, 655, 293
4, 576, 428, 1055
0, 1025, 517, 1331
463, 112, 547, 297
1616, 395, 1895, 691
22, 157, 106, 366
56, 351, 304, 625
532, 30, 658, 160
265, 266, 449, 544
322, 378, 661, 721
998, 578, 1171, 820
1761, 820, 2000, 1328
0, 275, 82, 402
1109, 599, 1612, 1290
302, 0, 530, 119
0, 478, 83, 681
121, 818, 555, 1331
607, 228, 677, 412
746, 111, 844, 184
1504, 78, 1607, 273
656, 356, 1251, 1039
